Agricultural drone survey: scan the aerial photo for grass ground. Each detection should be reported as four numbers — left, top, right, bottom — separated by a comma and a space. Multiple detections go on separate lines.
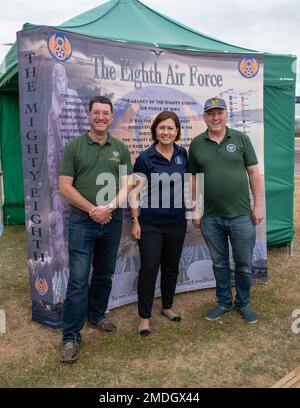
0, 178, 299, 388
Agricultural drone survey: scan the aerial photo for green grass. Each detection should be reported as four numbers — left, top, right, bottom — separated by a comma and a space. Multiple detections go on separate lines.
0, 178, 300, 388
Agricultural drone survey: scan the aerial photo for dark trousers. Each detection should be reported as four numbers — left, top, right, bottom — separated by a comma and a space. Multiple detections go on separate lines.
137, 219, 187, 319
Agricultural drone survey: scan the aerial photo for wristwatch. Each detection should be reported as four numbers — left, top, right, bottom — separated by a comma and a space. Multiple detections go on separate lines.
131, 216, 139, 222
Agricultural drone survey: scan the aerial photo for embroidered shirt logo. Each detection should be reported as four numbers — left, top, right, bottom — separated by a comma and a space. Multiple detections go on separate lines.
175, 156, 183, 165
109, 151, 121, 162
227, 144, 236, 153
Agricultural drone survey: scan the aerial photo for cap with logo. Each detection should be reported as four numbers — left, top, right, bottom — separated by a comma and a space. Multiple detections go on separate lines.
204, 97, 227, 112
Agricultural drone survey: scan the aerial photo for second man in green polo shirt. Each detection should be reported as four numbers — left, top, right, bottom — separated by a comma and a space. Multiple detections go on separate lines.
189, 97, 264, 325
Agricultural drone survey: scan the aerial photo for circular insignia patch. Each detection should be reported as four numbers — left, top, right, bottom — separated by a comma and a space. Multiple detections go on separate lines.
48, 33, 72, 62
238, 56, 259, 78
175, 156, 183, 165
227, 144, 236, 153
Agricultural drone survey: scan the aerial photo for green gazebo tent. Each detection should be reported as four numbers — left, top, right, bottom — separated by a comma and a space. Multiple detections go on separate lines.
0, 0, 296, 245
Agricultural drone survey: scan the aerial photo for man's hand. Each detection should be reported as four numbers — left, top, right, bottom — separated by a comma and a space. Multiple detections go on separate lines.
247, 165, 264, 226
89, 206, 112, 224
251, 206, 264, 225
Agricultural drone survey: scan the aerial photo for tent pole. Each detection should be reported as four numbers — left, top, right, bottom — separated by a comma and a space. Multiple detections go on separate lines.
286, 241, 294, 257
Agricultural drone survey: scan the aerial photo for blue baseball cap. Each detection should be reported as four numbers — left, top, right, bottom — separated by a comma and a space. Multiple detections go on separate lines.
204, 97, 227, 112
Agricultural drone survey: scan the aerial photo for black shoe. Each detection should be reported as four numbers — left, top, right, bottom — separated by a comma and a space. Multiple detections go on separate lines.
137, 327, 151, 336
160, 309, 182, 322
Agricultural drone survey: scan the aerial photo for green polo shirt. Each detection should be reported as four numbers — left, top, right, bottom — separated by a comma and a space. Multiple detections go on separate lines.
188, 127, 258, 218
59, 132, 133, 206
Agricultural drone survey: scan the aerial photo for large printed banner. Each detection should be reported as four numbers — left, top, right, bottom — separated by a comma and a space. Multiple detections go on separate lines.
17, 27, 267, 327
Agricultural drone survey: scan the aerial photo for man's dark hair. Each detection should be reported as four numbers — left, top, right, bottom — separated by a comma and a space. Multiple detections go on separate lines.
89, 96, 113, 113
151, 110, 181, 141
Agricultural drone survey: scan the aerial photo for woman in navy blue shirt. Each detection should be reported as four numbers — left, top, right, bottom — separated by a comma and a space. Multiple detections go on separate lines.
131, 111, 187, 336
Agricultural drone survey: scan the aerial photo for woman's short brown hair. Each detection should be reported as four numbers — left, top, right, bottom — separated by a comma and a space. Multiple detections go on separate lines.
150, 111, 181, 141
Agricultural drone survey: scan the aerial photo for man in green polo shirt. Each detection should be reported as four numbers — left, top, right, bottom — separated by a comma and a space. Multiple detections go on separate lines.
189, 97, 264, 324
58, 96, 133, 363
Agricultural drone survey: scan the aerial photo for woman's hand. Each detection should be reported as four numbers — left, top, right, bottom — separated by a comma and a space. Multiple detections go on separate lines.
191, 208, 201, 229
131, 220, 141, 240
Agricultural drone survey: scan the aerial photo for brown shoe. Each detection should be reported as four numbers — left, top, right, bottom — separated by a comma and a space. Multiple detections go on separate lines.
93, 318, 117, 332
60, 341, 80, 363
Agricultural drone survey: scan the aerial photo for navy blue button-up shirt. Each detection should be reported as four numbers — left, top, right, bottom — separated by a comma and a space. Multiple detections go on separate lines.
133, 142, 188, 224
